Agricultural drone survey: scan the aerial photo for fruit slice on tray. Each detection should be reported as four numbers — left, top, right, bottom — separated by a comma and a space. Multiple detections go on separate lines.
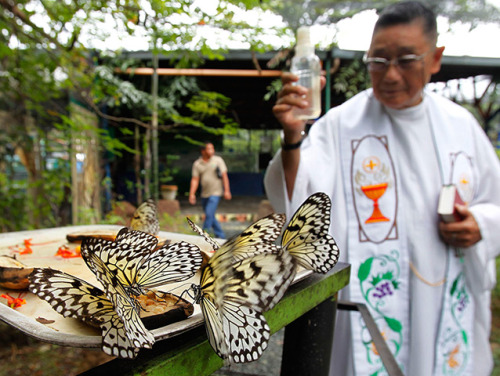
66, 230, 170, 248
0, 256, 33, 290
65, 229, 122, 243
136, 290, 194, 330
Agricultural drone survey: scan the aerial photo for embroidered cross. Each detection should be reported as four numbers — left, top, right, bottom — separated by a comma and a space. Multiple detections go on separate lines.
364, 159, 378, 171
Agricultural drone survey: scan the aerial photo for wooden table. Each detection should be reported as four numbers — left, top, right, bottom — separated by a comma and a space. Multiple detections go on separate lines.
81, 262, 351, 376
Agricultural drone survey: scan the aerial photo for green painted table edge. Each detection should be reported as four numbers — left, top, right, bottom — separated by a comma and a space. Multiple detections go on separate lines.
81, 262, 351, 376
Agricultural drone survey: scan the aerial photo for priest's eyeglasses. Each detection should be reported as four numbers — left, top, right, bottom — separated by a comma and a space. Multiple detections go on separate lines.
363, 51, 429, 72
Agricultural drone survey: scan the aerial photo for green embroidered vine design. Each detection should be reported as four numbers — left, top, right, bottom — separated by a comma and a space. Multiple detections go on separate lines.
357, 251, 404, 374
440, 271, 470, 375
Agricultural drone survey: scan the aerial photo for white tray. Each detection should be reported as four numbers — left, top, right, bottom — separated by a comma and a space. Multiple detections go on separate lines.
0, 225, 310, 348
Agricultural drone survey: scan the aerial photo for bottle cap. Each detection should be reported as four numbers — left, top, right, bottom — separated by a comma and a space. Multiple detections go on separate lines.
296, 26, 314, 56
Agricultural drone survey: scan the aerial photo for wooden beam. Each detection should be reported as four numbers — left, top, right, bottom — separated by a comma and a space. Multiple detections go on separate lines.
115, 67, 283, 77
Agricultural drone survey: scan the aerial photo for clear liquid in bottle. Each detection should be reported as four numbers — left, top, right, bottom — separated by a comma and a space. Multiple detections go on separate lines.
291, 27, 321, 120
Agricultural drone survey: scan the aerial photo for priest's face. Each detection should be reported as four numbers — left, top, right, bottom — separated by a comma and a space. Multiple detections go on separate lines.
367, 20, 444, 109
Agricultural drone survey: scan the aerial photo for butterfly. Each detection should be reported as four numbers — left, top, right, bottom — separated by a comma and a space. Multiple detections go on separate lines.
80, 244, 157, 346
189, 192, 339, 274
81, 227, 203, 297
189, 214, 296, 363
281, 192, 339, 273
187, 213, 285, 258
29, 267, 153, 359
130, 199, 160, 235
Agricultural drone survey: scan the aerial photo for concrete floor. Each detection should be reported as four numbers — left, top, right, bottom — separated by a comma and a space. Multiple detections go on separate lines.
178, 195, 276, 239
178, 195, 273, 217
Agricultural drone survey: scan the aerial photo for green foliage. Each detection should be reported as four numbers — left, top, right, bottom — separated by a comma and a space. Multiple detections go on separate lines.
0, 0, 278, 230
333, 59, 371, 100
494, 258, 500, 301
160, 154, 180, 184
180, 91, 239, 135
265, 0, 500, 31
0, 161, 71, 231
493, 258, 500, 375
0, 173, 28, 232
264, 79, 283, 102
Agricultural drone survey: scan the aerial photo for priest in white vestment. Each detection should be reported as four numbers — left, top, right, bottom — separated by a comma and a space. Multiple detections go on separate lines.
264, 2, 500, 375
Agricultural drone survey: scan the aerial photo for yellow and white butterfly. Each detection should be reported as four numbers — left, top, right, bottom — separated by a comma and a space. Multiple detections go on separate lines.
81, 227, 203, 297
189, 192, 339, 274
29, 267, 154, 359
188, 213, 296, 363
131, 199, 160, 236
281, 192, 339, 273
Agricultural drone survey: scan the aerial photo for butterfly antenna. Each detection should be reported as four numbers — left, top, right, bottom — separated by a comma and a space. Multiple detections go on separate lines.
169, 281, 192, 293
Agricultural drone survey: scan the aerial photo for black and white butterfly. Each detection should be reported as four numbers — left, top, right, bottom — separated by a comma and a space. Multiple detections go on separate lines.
281, 192, 339, 273
130, 199, 160, 235
29, 267, 154, 359
189, 214, 296, 363
189, 192, 339, 274
81, 227, 203, 297
187, 213, 285, 257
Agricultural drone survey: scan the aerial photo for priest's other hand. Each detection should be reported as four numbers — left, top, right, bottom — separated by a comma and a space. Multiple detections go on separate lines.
439, 204, 482, 248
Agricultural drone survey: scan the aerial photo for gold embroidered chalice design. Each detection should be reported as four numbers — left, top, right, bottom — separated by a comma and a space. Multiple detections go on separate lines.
360, 183, 390, 224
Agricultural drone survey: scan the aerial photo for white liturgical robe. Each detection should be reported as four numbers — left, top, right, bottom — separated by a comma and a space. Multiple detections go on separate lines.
264, 89, 500, 376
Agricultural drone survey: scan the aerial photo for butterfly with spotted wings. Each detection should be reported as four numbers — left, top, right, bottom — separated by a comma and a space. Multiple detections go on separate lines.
186, 193, 339, 362
281, 192, 339, 273
130, 199, 160, 235
188, 213, 296, 363
189, 192, 339, 274
29, 267, 154, 359
81, 227, 203, 297
29, 228, 203, 358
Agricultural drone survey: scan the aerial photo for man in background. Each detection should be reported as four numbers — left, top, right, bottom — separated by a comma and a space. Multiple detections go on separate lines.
189, 142, 231, 239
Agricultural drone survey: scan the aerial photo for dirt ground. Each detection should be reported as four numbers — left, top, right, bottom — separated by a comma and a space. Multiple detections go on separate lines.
0, 321, 113, 376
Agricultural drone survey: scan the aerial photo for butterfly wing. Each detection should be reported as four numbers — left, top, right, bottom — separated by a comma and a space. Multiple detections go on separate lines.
200, 288, 271, 364
130, 199, 160, 235
135, 241, 203, 288
28, 268, 139, 359
80, 248, 155, 350
282, 192, 339, 273
114, 227, 159, 250
221, 300, 270, 363
197, 245, 295, 363
212, 213, 286, 267
81, 236, 151, 293
225, 248, 296, 311
187, 217, 221, 251
198, 288, 228, 361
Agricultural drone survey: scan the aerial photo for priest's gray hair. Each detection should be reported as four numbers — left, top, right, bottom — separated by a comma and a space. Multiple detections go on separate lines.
374, 1, 438, 45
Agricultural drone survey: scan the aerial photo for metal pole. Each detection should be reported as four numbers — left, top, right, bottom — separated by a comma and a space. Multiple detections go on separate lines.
151, 45, 159, 201
325, 50, 332, 111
